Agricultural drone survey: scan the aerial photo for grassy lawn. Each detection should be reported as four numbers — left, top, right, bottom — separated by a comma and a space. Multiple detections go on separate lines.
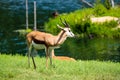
0, 54, 120, 80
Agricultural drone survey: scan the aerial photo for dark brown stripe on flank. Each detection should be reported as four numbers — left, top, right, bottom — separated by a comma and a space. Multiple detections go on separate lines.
33, 38, 46, 45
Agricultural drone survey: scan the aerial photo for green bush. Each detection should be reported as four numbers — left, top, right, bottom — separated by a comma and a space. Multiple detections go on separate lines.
104, 0, 111, 9
44, 6, 120, 38
93, 4, 107, 16
14, 28, 32, 37
44, 9, 93, 35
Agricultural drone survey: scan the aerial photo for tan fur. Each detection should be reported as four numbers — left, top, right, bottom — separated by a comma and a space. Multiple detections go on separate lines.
53, 56, 76, 61
26, 30, 67, 47
51, 49, 76, 61
26, 26, 74, 69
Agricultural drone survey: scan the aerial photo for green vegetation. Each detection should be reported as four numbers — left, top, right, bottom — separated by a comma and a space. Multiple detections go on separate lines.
44, 5, 120, 38
14, 29, 32, 37
0, 54, 120, 80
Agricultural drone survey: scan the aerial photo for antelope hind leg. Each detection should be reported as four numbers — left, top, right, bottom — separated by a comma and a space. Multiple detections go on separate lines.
28, 44, 32, 68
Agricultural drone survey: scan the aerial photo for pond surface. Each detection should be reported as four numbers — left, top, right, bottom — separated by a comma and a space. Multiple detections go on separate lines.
0, 0, 120, 62
60, 38, 120, 62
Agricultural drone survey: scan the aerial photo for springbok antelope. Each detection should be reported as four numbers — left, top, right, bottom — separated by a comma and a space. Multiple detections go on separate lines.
26, 19, 75, 69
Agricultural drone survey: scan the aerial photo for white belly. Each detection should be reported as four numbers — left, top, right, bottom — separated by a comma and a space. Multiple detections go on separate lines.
32, 41, 60, 50
32, 41, 45, 49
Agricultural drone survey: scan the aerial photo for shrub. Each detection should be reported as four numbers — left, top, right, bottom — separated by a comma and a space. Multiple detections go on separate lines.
104, 0, 111, 10
44, 7, 120, 38
44, 9, 93, 35
93, 4, 107, 16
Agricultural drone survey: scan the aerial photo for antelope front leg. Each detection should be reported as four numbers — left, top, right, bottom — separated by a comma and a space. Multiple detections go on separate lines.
31, 49, 37, 69
49, 48, 53, 66
32, 57, 36, 69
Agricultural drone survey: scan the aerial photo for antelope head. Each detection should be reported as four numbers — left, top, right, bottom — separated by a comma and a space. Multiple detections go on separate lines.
57, 19, 75, 37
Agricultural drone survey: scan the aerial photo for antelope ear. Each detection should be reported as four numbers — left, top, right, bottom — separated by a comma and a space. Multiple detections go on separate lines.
57, 24, 64, 30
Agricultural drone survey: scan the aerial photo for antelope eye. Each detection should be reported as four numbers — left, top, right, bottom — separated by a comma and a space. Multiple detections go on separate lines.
69, 29, 71, 32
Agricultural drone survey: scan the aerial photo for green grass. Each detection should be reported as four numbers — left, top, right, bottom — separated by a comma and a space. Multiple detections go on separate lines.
0, 54, 120, 80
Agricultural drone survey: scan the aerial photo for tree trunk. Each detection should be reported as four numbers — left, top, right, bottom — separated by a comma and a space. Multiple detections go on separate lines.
81, 0, 94, 8
111, 0, 115, 8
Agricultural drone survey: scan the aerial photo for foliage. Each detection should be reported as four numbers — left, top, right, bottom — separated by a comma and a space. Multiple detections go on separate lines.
93, 4, 107, 16
14, 29, 32, 37
72, 16, 91, 34
44, 6, 120, 38
44, 8, 93, 35
104, 0, 111, 9
0, 54, 120, 80
88, 20, 118, 38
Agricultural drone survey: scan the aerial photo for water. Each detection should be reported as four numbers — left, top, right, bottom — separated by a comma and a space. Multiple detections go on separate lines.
60, 38, 120, 62
0, 0, 120, 62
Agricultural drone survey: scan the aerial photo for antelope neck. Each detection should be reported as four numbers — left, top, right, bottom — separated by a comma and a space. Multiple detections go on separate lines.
56, 30, 67, 45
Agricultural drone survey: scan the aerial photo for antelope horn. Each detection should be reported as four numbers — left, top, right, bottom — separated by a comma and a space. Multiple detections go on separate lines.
60, 18, 66, 27
57, 24, 64, 30
64, 19, 70, 27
